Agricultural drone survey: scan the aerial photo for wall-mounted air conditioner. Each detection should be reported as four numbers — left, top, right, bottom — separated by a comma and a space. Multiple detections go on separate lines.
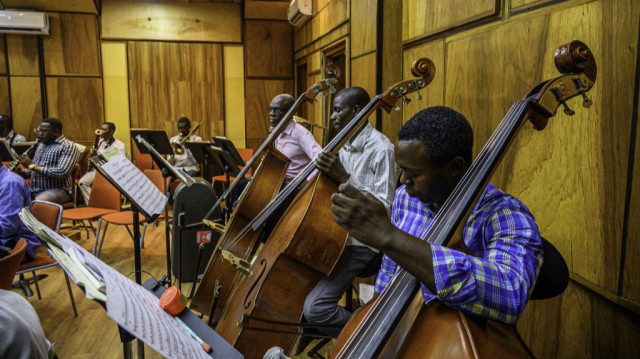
0, 10, 49, 35
288, 0, 312, 27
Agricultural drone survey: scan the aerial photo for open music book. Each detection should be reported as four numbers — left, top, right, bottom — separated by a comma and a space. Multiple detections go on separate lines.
18, 208, 216, 359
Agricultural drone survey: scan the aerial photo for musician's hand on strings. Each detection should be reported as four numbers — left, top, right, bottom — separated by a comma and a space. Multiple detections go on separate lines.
330, 183, 395, 249
315, 151, 350, 184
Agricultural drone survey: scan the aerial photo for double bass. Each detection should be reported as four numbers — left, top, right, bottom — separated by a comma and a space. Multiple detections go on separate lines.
330, 40, 597, 358
214, 58, 436, 358
190, 68, 340, 323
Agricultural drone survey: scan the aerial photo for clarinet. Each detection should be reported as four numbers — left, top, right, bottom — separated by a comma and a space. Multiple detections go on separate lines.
8, 140, 40, 171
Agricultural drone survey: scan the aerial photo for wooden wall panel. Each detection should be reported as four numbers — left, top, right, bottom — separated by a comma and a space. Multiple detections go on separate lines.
402, 40, 445, 123
518, 282, 640, 358
381, 0, 403, 141
101, 0, 242, 43
0, 77, 9, 116
3, 0, 97, 13
350, 53, 376, 126
245, 1, 288, 20
244, 79, 293, 149
0, 37, 6, 75
10, 77, 41, 141
442, 2, 632, 292
127, 41, 225, 140
402, 0, 498, 42
510, 0, 555, 12
294, 0, 348, 52
7, 35, 39, 76
350, 0, 377, 58
623, 90, 640, 302
46, 77, 103, 142
43, 13, 101, 76
245, 21, 293, 78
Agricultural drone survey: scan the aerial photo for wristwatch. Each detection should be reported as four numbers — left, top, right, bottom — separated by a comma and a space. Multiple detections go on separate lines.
28, 164, 36, 170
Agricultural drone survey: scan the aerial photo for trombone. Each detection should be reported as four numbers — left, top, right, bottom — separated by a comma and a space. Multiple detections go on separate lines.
172, 121, 202, 155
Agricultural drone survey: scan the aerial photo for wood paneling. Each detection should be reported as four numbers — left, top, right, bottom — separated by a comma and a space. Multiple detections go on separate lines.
0, 37, 6, 76
9, 77, 41, 141
381, 0, 403, 141
46, 77, 103, 142
295, 23, 348, 60
294, 0, 348, 52
245, 1, 289, 21
518, 281, 640, 358
442, 2, 632, 293
350, 0, 377, 58
402, 40, 445, 123
245, 20, 293, 78
623, 84, 640, 302
2, 0, 98, 13
7, 35, 39, 76
127, 41, 225, 140
402, 0, 498, 43
101, 0, 242, 43
0, 76, 9, 116
350, 53, 376, 121
510, 0, 555, 13
43, 13, 101, 76
244, 79, 293, 147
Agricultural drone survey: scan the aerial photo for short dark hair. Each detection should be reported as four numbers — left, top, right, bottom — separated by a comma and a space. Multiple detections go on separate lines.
42, 117, 63, 131
0, 115, 12, 128
398, 106, 473, 166
336, 87, 370, 110
178, 117, 190, 126
103, 122, 116, 132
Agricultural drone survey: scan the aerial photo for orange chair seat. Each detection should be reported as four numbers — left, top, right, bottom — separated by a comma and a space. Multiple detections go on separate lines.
101, 211, 147, 225
18, 254, 56, 270
63, 208, 118, 221
212, 175, 237, 182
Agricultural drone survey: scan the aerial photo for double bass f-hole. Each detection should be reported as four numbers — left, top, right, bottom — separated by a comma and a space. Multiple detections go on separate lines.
244, 259, 267, 310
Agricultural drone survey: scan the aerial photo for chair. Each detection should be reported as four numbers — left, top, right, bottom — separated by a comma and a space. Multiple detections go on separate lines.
63, 172, 121, 247
0, 239, 27, 290
16, 200, 78, 316
211, 148, 254, 203
62, 163, 81, 209
135, 153, 154, 172
94, 169, 169, 258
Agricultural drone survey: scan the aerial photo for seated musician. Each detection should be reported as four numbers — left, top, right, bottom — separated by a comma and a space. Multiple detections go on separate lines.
0, 163, 40, 262
18, 118, 80, 205
330, 106, 543, 324
169, 117, 201, 177
269, 94, 322, 185
0, 115, 26, 148
78, 122, 126, 205
297, 87, 397, 352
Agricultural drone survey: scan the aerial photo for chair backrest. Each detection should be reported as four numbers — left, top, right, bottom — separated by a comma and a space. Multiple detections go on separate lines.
87, 172, 122, 210
32, 200, 63, 232
238, 148, 254, 175
136, 153, 154, 172
0, 239, 27, 290
530, 237, 569, 300
144, 169, 169, 192
63, 163, 81, 208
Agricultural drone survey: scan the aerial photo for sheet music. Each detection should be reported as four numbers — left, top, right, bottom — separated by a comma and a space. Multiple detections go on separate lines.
101, 154, 167, 217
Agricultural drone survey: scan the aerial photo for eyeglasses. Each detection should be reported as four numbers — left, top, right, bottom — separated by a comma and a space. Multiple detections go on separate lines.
268, 107, 286, 114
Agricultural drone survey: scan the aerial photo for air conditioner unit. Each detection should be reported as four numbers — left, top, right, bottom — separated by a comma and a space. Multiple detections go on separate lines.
288, 0, 312, 27
0, 10, 49, 35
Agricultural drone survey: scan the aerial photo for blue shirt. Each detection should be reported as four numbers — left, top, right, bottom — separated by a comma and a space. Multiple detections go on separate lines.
374, 183, 543, 324
0, 165, 40, 261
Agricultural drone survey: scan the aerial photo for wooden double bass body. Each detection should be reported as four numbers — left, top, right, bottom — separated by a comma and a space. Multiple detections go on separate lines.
215, 59, 436, 358
330, 40, 597, 359
190, 73, 340, 322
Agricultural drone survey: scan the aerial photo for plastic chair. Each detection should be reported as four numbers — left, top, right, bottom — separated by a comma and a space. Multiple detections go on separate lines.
62, 172, 121, 248
16, 200, 78, 316
62, 163, 81, 209
135, 153, 154, 172
0, 239, 27, 290
211, 148, 254, 193
94, 169, 169, 258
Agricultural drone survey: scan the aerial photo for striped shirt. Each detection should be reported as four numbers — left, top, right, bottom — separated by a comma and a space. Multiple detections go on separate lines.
341, 123, 396, 248
374, 183, 543, 324
29, 136, 80, 196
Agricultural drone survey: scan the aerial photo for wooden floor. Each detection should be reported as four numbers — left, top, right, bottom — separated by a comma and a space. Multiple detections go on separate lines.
11, 219, 332, 358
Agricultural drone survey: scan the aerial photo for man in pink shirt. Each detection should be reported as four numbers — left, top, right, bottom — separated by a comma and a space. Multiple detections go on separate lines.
270, 94, 322, 185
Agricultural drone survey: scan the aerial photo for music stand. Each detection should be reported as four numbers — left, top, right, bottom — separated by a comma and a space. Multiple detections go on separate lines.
0, 138, 15, 162
185, 141, 211, 179
13, 141, 37, 156
203, 145, 242, 215
213, 136, 246, 166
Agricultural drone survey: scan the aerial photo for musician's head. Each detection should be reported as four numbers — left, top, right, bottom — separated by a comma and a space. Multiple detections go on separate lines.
396, 106, 473, 209
101, 122, 116, 140
330, 87, 370, 131
38, 118, 63, 144
177, 117, 191, 137
269, 94, 295, 128
0, 115, 12, 137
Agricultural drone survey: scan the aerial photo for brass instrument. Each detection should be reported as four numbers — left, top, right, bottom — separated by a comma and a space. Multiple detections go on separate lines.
8, 140, 39, 172
171, 121, 202, 155
293, 115, 327, 129
93, 129, 103, 153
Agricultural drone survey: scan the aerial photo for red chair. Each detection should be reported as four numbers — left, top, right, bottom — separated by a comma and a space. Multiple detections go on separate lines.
0, 239, 27, 290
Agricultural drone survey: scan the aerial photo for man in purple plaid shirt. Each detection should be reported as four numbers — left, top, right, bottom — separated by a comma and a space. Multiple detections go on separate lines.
330, 106, 543, 324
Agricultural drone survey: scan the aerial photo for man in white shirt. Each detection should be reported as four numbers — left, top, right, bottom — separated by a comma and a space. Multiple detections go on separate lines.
169, 117, 201, 177
78, 122, 126, 205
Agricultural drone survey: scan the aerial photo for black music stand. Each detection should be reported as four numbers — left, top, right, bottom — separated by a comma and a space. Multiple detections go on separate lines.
213, 136, 246, 166
185, 141, 212, 180
131, 130, 177, 287
0, 139, 15, 162
203, 145, 242, 217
